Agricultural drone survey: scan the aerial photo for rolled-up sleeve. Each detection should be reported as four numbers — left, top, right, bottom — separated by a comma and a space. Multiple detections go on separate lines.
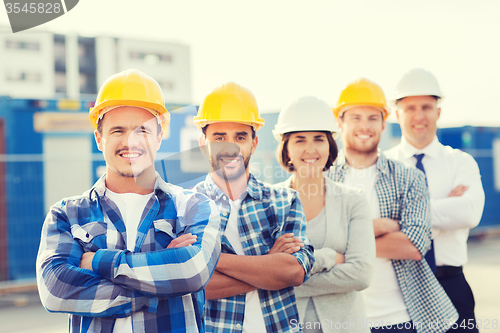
280, 193, 315, 282
400, 170, 431, 256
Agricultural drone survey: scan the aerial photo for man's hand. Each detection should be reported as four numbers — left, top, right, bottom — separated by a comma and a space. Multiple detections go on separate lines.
268, 233, 303, 255
80, 252, 95, 270
448, 185, 469, 197
167, 233, 197, 248
335, 252, 345, 265
373, 218, 400, 237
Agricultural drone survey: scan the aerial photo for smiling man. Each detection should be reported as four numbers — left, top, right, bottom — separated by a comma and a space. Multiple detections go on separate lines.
385, 68, 485, 333
326, 78, 458, 333
193, 82, 315, 333
36, 69, 221, 333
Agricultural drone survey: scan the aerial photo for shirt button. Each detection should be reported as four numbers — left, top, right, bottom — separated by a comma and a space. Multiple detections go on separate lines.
222, 211, 228, 217
223, 196, 227, 200
236, 324, 241, 330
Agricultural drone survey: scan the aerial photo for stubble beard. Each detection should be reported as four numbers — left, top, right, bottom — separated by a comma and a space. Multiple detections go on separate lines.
211, 153, 250, 182
116, 168, 146, 178
113, 147, 150, 178
345, 136, 379, 156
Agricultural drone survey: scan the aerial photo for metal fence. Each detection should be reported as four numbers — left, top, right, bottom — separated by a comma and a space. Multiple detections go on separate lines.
0, 158, 45, 281
2, 123, 500, 282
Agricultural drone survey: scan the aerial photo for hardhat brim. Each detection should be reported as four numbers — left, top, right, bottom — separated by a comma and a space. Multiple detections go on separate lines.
333, 103, 390, 120
272, 129, 339, 142
193, 117, 264, 131
391, 92, 444, 103
90, 99, 170, 131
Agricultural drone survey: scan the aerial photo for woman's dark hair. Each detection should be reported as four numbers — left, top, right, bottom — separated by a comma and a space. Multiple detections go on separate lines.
276, 131, 338, 172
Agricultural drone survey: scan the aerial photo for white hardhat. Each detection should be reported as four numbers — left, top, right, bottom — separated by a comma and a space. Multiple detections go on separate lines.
273, 96, 339, 141
392, 68, 443, 102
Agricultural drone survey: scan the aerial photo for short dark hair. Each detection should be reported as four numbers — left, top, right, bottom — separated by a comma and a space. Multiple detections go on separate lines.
96, 115, 104, 134
202, 123, 256, 139
96, 113, 162, 136
277, 131, 338, 172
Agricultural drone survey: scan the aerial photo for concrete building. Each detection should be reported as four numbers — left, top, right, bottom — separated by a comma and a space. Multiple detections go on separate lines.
0, 26, 55, 99
0, 25, 192, 103
0, 26, 192, 281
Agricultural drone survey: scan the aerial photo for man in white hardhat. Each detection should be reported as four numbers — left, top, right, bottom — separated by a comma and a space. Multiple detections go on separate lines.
386, 68, 485, 333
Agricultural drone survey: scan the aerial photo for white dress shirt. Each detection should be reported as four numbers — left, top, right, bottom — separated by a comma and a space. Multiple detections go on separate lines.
385, 136, 485, 267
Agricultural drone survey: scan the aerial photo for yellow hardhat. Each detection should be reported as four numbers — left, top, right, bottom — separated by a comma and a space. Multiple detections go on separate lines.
333, 78, 390, 119
193, 82, 265, 131
89, 69, 170, 131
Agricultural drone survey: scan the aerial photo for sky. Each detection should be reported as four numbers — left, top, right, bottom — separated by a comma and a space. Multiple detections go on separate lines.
1, 0, 500, 127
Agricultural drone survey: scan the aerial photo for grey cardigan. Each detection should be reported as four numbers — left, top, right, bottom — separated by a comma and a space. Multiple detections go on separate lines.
276, 177, 375, 333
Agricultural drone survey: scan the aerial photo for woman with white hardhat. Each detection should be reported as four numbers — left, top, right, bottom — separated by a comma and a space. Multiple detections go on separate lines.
274, 96, 375, 333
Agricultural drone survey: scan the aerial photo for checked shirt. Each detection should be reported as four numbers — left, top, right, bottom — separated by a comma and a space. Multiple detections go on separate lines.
194, 174, 315, 333
36, 173, 221, 333
327, 152, 458, 333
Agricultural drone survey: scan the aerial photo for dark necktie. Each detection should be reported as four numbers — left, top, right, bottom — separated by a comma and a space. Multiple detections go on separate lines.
414, 153, 436, 273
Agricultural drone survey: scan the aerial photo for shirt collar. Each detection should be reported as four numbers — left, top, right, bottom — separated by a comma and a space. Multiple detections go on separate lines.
335, 149, 390, 175
246, 174, 263, 200
92, 175, 107, 199
400, 135, 441, 159
281, 176, 293, 188
203, 173, 261, 202
91, 171, 172, 199
203, 174, 225, 201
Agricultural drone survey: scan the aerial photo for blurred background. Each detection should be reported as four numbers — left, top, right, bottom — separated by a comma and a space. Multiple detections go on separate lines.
0, 1, 499, 332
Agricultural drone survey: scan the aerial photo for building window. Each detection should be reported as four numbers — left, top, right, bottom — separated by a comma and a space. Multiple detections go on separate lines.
158, 81, 174, 90
78, 37, 96, 72
5, 40, 40, 51
494, 138, 500, 192
129, 51, 172, 63
129, 51, 142, 60
79, 72, 97, 95
6, 71, 41, 82
25, 72, 41, 82
160, 54, 172, 62
55, 72, 66, 93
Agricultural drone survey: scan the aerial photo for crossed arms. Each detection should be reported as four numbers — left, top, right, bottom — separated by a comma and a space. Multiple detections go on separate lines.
205, 233, 307, 299
36, 193, 221, 317
430, 155, 485, 230
374, 174, 470, 261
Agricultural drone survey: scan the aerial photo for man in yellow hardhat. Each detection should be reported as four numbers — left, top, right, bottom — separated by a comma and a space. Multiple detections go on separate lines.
193, 82, 315, 332
36, 69, 221, 333
386, 68, 484, 333
327, 78, 458, 333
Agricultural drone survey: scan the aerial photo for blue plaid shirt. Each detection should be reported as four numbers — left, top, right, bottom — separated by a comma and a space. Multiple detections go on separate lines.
194, 174, 315, 333
36, 173, 221, 333
327, 152, 458, 333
